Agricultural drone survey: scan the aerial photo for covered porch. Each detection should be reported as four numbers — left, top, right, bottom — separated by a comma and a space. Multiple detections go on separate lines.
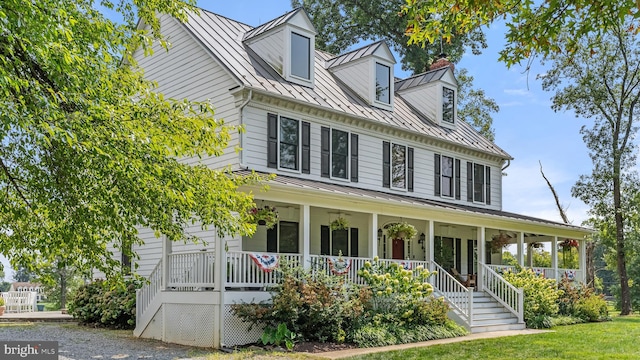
134, 174, 591, 347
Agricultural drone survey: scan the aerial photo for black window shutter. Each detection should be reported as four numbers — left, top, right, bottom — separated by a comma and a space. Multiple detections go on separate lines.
350, 228, 359, 257
455, 238, 462, 272
321, 127, 330, 178
434, 154, 441, 196
267, 226, 278, 252
382, 141, 390, 188
267, 113, 278, 168
321, 225, 330, 255
407, 147, 414, 192
455, 159, 461, 200
351, 133, 359, 182
302, 121, 310, 174
467, 162, 473, 202
486, 166, 491, 205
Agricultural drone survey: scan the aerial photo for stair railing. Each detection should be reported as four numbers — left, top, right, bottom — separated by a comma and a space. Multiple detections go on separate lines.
429, 261, 473, 325
136, 260, 162, 327
480, 263, 524, 323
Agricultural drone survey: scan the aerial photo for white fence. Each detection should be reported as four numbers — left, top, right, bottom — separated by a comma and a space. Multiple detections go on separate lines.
486, 264, 582, 281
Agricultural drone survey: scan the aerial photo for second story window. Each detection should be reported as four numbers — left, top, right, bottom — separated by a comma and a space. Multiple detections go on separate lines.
375, 63, 391, 104
383, 141, 414, 191
442, 87, 455, 124
267, 113, 310, 173
321, 127, 359, 182
279, 117, 299, 170
434, 154, 461, 199
291, 32, 311, 80
467, 162, 491, 204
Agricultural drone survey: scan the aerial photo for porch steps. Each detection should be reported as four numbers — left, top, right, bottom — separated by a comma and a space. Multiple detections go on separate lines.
470, 292, 525, 333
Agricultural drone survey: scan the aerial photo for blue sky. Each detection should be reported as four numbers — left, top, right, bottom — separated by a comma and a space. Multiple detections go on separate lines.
1, 1, 595, 280
202, 1, 592, 225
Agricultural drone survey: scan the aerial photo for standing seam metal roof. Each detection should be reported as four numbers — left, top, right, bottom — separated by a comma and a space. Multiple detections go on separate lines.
181, 8, 512, 159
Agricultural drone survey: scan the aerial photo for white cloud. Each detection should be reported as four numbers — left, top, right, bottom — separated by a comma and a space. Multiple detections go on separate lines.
503, 88, 533, 97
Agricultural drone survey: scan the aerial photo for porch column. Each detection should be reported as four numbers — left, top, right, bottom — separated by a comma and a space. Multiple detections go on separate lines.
517, 232, 525, 266
579, 238, 587, 283
478, 226, 485, 291
368, 213, 378, 258
428, 220, 434, 264
300, 204, 311, 269
551, 236, 558, 281
214, 231, 225, 349
161, 235, 172, 290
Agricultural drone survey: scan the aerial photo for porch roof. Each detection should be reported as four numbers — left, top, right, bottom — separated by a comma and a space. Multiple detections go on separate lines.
238, 170, 593, 238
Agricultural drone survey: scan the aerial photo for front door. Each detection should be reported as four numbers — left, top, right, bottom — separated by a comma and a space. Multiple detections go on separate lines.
392, 238, 404, 259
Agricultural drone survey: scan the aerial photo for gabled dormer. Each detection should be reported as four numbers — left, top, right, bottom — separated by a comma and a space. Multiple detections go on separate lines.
243, 8, 316, 87
325, 41, 396, 111
395, 56, 457, 129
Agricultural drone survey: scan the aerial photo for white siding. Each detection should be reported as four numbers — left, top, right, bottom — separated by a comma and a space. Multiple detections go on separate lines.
135, 14, 241, 170
398, 84, 438, 122
245, 28, 285, 76
243, 105, 503, 211
330, 59, 370, 104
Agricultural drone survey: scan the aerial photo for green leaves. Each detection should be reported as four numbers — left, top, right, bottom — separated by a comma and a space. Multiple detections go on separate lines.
0, 1, 266, 280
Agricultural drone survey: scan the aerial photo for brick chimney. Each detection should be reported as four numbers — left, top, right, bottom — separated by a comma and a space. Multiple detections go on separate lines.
429, 53, 454, 72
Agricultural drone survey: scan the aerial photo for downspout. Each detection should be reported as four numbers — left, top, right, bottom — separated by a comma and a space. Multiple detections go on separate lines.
238, 88, 252, 169
501, 159, 511, 172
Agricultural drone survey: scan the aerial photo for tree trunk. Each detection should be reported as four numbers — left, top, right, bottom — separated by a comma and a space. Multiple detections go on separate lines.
613, 169, 632, 315
585, 241, 595, 287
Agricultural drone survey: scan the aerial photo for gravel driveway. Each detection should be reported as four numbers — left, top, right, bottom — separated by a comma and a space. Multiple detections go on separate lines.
0, 323, 213, 360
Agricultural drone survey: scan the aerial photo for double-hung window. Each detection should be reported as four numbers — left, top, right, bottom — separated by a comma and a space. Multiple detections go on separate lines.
434, 154, 461, 199
466, 162, 491, 204
321, 127, 359, 182
383, 141, 414, 191
267, 113, 310, 173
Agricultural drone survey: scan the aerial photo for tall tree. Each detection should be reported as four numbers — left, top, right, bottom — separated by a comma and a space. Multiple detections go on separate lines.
541, 21, 640, 315
291, 0, 498, 140
401, 0, 640, 67
0, 1, 265, 280
13, 267, 34, 283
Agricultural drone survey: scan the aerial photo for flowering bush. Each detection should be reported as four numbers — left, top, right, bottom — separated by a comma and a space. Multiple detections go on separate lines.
250, 206, 278, 229
502, 268, 561, 328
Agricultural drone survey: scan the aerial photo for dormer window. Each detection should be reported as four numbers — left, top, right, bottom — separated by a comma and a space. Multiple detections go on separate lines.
291, 32, 311, 80
375, 63, 391, 104
442, 87, 455, 124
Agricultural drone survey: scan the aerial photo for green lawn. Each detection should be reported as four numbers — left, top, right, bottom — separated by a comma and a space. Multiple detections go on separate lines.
347, 315, 640, 360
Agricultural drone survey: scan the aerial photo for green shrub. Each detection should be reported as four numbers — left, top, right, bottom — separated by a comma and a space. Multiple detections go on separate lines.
575, 294, 609, 322
232, 264, 365, 343
357, 258, 443, 327
68, 279, 139, 329
351, 320, 467, 348
550, 315, 585, 327
557, 278, 609, 322
503, 268, 561, 328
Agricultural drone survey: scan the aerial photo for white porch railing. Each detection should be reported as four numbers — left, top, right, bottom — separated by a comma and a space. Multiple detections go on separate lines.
481, 264, 523, 323
309, 255, 430, 286
429, 261, 473, 325
168, 250, 215, 289
486, 264, 582, 282
225, 251, 301, 288
136, 260, 163, 322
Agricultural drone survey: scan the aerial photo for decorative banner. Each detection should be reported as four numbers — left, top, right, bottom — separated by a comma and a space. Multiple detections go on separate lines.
327, 257, 351, 275
533, 268, 545, 277
565, 270, 576, 281
401, 261, 413, 270
249, 253, 279, 273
